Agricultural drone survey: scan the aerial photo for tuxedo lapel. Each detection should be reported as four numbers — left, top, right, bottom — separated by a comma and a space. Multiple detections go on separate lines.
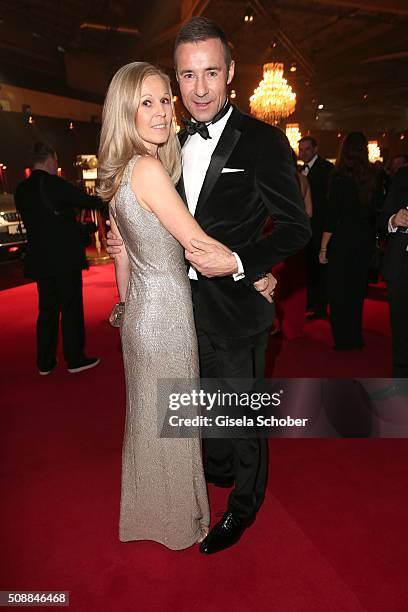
176, 173, 188, 205
178, 128, 189, 149
177, 129, 189, 206
194, 108, 243, 219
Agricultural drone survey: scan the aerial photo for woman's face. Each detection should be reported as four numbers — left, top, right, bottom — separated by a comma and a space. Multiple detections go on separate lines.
135, 75, 173, 154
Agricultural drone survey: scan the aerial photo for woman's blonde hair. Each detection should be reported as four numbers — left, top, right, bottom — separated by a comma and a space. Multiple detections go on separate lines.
97, 61, 181, 202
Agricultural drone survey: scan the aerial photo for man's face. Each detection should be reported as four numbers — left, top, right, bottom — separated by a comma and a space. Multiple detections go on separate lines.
299, 141, 317, 164
175, 38, 234, 123
390, 156, 408, 176
46, 154, 58, 175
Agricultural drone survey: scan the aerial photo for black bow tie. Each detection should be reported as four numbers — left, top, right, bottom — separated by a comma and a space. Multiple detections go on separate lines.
182, 118, 211, 139
182, 101, 231, 140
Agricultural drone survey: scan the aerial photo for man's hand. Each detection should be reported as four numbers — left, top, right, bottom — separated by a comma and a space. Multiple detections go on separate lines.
185, 239, 236, 278
253, 273, 277, 304
105, 220, 123, 258
392, 208, 408, 228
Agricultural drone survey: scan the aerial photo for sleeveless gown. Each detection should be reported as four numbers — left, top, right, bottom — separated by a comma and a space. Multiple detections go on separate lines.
113, 155, 209, 549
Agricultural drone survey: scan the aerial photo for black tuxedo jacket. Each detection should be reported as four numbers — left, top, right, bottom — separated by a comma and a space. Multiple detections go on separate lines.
379, 166, 408, 282
178, 106, 311, 338
15, 170, 104, 279
306, 156, 334, 239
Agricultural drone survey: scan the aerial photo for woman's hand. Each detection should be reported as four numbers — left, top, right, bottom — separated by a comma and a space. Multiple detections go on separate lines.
254, 273, 277, 304
319, 249, 328, 264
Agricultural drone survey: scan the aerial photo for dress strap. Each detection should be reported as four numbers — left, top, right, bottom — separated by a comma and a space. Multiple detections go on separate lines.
120, 154, 140, 186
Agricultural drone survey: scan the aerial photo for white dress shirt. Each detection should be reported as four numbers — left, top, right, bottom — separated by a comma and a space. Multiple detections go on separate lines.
182, 106, 244, 281
301, 154, 318, 176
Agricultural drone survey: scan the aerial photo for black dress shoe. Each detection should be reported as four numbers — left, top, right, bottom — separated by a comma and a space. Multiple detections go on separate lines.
205, 474, 234, 488
199, 511, 249, 554
370, 382, 408, 401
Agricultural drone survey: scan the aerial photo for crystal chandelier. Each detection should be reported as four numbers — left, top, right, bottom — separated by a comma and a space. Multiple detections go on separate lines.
368, 140, 382, 163
250, 63, 296, 124
285, 123, 302, 154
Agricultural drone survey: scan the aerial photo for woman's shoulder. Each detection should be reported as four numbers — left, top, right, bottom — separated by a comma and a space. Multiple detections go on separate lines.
132, 155, 168, 181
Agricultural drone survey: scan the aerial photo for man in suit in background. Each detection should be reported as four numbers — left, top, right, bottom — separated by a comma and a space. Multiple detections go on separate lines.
107, 17, 311, 554
15, 142, 105, 375
373, 166, 408, 399
298, 136, 334, 319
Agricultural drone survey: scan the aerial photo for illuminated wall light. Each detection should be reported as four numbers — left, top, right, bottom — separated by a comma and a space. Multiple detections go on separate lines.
28, 115, 34, 124
318, 103, 324, 110
290, 64, 297, 73
363, 93, 368, 101
368, 140, 382, 163
69, 121, 74, 130
244, 6, 254, 22
337, 132, 342, 138
400, 134, 405, 141
285, 123, 302, 154
230, 89, 237, 99
57, 167, 62, 177
2, 165, 6, 170
24, 168, 31, 178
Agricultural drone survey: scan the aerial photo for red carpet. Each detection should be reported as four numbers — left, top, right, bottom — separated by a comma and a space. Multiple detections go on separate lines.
1, 264, 407, 611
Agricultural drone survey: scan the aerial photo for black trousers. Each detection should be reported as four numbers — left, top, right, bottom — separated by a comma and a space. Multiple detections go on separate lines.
36, 270, 85, 370
194, 311, 269, 521
387, 266, 408, 378
328, 230, 373, 349
306, 238, 328, 313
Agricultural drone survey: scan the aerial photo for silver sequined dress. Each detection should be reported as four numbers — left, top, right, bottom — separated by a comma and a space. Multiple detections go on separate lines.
113, 155, 209, 549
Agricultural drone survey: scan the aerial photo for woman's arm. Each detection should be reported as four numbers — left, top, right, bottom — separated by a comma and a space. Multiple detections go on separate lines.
132, 157, 232, 256
319, 231, 332, 264
109, 204, 129, 302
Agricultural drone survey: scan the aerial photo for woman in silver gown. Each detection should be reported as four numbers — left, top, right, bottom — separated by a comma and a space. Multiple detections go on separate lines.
97, 62, 232, 550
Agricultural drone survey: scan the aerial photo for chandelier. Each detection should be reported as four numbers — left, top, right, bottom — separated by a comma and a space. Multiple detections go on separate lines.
250, 63, 296, 124
368, 140, 382, 163
285, 123, 302, 154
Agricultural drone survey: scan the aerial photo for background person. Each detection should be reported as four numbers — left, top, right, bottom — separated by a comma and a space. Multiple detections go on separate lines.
15, 142, 104, 374
319, 132, 382, 350
298, 136, 334, 320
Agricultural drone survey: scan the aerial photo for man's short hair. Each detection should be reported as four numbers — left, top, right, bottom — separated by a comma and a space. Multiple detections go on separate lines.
174, 17, 232, 69
299, 136, 318, 149
32, 142, 56, 166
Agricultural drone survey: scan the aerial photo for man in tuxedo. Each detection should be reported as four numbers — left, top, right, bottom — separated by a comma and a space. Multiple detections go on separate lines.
298, 136, 333, 319
373, 166, 408, 399
107, 17, 310, 554
15, 142, 104, 375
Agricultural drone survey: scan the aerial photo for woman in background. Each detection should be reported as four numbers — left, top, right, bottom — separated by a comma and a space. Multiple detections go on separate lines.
319, 132, 382, 350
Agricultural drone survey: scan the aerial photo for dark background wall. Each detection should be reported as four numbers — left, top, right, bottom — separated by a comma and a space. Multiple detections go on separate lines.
0, 111, 101, 191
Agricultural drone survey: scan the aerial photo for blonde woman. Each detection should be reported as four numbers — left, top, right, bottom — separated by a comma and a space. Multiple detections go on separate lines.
97, 62, 234, 549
